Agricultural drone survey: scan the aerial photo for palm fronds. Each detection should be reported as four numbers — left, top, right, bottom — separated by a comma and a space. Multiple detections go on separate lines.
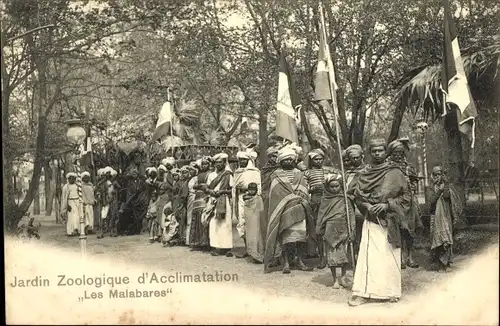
396, 35, 500, 120
174, 92, 201, 127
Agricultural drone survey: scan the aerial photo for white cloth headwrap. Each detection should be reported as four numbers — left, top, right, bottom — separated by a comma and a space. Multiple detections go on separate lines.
110, 169, 117, 176
81, 171, 91, 178
236, 151, 250, 159
161, 157, 176, 166
66, 172, 77, 178
158, 164, 167, 171
212, 153, 229, 162
97, 168, 104, 177
277, 146, 298, 163
212, 153, 232, 172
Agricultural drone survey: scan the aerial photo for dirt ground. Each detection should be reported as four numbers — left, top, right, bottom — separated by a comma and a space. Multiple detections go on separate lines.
27, 215, 499, 305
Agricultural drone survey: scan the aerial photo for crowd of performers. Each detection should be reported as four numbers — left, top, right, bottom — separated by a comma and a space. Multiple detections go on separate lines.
60, 138, 464, 306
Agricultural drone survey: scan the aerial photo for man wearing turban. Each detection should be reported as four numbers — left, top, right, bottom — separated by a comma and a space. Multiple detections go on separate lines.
96, 166, 121, 238
61, 172, 82, 236
348, 138, 411, 306
188, 156, 212, 250
234, 149, 263, 261
344, 144, 366, 260
81, 171, 96, 234
264, 145, 315, 274
119, 168, 149, 235
304, 148, 328, 260
170, 166, 192, 245
387, 138, 422, 269
201, 152, 234, 257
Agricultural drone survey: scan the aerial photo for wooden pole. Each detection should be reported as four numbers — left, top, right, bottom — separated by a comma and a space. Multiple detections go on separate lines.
319, 2, 356, 269
74, 151, 87, 258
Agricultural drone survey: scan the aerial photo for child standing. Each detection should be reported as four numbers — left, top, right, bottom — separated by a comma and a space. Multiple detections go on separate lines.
316, 173, 355, 289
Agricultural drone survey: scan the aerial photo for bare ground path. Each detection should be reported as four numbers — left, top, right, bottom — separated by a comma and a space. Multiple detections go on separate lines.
21, 212, 499, 305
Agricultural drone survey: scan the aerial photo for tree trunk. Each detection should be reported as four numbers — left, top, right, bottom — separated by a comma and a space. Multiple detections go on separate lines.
54, 160, 62, 223
388, 103, 405, 142
44, 159, 54, 216
443, 110, 468, 222
258, 102, 269, 169
33, 186, 41, 214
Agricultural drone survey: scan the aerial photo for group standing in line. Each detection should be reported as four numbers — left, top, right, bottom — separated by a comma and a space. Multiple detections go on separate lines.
60, 137, 464, 306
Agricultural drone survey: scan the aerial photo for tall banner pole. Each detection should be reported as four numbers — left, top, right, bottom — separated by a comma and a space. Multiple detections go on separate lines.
319, 2, 356, 269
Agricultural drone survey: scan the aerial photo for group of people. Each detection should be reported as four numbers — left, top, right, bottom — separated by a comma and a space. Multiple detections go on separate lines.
60, 137, 464, 306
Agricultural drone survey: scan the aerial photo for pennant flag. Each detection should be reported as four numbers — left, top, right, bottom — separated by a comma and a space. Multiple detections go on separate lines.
276, 51, 300, 144
314, 5, 342, 143
151, 101, 174, 143
314, 15, 337, 101
441, 0, 477, 148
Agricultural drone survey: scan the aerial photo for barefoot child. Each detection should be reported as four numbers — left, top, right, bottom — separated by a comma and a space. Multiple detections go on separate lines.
316, 173, 355, 289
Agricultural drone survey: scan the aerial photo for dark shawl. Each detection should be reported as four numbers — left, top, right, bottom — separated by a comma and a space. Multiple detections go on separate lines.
349, 162, 410, 248
207, 170, 232, 219
316, 190, 355, 248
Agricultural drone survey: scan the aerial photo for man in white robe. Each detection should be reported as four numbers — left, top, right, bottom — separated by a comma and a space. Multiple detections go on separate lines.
204, 152, 234, 257
348, 138, 411, 306
233, 149, 261, 258
61, 172, 83, 236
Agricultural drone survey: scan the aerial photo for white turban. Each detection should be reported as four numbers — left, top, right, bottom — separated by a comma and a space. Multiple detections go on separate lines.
158, 164, 167, 172
97, 168, 104, 177
277, 146, 298, 163
161, 157, 176, 166
195, 159, 202, 167
213, 153, 232, 172
308, 148, 325, 159
110, 169, 118, 176
66, 172, 77, 179
81, 171, 91, 178
236, 151, 250, 160
146, 167, 157, 175
212, 153, 229, 162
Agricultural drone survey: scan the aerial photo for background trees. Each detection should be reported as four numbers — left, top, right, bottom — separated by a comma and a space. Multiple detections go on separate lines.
3, 0, 499, 231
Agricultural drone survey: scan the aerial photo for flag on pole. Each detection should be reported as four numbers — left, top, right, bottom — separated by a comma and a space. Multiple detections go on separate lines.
276, 51, 300, 144
151, 101, 174, 143
315, 15, 337, 100
441, 0, 477, 148
314, 6, 342, 143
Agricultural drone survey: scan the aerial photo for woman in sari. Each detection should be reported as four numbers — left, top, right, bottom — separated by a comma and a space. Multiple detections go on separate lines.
185, 162, 199, 245
189, 157, 212, 250
427, 165, 464, 272
203, 152, 234, 257
316, 173, 355, 289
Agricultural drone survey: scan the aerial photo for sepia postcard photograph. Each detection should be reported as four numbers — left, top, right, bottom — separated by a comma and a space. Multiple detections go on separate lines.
3, 0, 499, 324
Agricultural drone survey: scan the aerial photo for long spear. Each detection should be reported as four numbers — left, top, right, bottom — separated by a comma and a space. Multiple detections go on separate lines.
318, 2, 356, 269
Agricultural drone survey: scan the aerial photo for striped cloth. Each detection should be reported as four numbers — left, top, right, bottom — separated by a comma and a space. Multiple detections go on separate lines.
305, 168, 325, 191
